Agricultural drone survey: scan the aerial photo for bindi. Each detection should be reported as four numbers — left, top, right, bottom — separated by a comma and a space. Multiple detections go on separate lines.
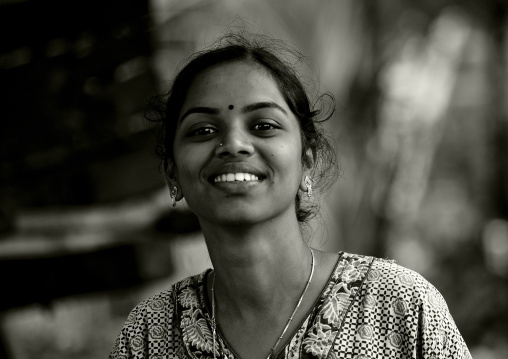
228, 105, 234, 110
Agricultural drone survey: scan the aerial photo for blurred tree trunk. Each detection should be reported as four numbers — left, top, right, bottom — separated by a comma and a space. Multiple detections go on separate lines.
335, 0, 386, 257
486, 2, 508, 220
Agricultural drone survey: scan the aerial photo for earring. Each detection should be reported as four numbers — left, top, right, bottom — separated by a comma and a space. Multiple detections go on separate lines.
305, 176, 313, 197
170, 186, 178, 207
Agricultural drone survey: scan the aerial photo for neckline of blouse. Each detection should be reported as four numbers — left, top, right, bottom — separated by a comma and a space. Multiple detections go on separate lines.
199, 251, 345, 359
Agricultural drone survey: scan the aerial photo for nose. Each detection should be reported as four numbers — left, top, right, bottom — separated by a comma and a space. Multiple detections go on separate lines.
215, 126, 254, 158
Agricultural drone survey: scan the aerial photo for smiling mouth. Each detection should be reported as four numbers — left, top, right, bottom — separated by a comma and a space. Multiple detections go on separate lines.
213, 173, 261, 183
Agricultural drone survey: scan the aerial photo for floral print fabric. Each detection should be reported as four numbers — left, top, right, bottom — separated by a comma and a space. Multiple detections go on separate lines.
109, 252, 471, 359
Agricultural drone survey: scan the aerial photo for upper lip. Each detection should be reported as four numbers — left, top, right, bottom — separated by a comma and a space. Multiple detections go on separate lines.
206, 163, 266, 182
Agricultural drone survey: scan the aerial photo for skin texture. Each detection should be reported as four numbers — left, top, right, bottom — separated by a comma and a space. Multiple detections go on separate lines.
167, 61, 339, 359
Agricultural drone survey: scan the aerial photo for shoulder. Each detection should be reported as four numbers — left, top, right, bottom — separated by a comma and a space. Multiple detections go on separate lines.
129, 269, 209, 323
109, 269, 210, 359
332, 251, 452, 332
332, 252, 471, 358
338, 251, 439, 302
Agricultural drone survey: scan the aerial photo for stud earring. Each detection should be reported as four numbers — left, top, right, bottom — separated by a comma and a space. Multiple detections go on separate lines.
170, 186, 178, 207
305, 176, 313, 197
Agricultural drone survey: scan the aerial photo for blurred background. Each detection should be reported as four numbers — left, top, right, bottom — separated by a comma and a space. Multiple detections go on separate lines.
1, 0, 507, 358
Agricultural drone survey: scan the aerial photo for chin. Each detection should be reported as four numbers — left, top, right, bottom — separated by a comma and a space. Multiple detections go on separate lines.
210, 212, 266, 227
195, 206, 272, 227
189, 197, 296, 228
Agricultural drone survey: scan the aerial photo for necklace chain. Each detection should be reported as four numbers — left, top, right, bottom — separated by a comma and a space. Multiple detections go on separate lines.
211, 248, 315, 359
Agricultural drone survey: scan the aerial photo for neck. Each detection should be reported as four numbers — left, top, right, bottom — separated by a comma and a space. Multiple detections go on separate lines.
200, 212, 312, 314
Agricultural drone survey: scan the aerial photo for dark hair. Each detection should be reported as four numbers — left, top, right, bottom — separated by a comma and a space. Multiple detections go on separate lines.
146, 33, 338, 223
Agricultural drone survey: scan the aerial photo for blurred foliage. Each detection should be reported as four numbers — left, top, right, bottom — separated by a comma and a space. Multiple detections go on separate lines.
1, 0, 508, 358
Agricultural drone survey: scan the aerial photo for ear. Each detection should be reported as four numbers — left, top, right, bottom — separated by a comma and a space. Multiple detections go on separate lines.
299, 147, 315, 192
165, 160, 184, 201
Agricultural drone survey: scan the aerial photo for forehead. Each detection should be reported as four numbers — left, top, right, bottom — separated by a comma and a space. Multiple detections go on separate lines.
182, 61, 286, 109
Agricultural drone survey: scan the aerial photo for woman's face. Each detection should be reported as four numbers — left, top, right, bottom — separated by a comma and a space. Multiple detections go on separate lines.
172, 61, 307, 226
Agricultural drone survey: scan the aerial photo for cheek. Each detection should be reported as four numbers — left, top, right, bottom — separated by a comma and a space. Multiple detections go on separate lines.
275, 142, 304, 177
172, 148, 192, 184
173, 146, 208, 183
174, 162, 198, 186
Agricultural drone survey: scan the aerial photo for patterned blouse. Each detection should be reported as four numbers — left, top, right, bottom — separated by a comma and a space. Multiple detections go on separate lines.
109, 252, 471, 359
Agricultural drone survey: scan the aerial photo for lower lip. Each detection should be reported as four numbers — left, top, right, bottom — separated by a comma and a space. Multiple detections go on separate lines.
211, 180, 261, 193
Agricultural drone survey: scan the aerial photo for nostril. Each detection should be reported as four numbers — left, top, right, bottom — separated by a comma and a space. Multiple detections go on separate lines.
215, 133, 254, 156
215, 144, 253, 157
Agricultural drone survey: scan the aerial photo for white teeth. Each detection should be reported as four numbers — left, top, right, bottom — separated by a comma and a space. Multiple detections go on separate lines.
214, 173, 260, 183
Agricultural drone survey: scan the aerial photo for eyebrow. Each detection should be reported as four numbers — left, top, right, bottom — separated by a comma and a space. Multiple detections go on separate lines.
241, 102, 288, 116
179, 101, 288, 123
179, 107, 220, 122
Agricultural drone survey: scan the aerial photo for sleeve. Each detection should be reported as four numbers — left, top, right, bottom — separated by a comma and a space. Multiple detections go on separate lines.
109, 287, 179, 359
351, 258, 473, 359
417, 282, 472, 359
109, 302, 150, 359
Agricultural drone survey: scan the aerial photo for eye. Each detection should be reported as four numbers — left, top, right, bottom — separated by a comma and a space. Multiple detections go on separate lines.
187, 126, 217, 137
251, 122, 279, 131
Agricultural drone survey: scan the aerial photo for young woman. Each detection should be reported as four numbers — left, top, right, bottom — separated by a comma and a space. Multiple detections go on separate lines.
110, 34, 471, 359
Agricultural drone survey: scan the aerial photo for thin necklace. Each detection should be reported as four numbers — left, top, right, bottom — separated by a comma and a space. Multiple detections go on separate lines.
211, 248, 315, 359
